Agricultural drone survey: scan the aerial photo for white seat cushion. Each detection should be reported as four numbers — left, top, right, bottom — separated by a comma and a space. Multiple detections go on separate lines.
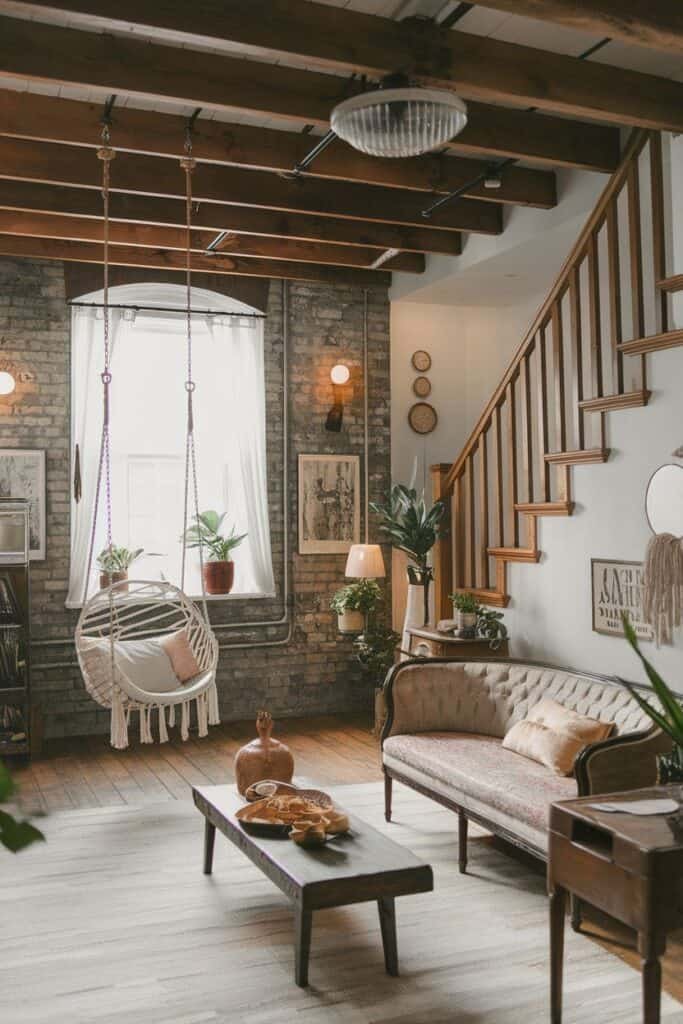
384, 732, 576, 840
81, 636, 180, 694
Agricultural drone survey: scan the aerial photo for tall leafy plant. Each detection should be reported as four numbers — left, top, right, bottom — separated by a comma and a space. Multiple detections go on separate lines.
0, 761, 44, 853
370, 484, 447, 624
617, 613, 683, 778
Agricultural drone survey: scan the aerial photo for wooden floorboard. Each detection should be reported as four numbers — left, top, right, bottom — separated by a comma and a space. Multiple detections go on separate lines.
9, 712, 683, 1006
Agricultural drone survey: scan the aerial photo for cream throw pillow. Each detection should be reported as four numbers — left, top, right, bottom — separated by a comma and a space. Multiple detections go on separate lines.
502, 698, 614, 776
80, 636, 180, 693
159, 629, 201, 683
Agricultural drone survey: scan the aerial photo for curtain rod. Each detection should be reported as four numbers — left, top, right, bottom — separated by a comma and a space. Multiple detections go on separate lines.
67, 301, 266, 319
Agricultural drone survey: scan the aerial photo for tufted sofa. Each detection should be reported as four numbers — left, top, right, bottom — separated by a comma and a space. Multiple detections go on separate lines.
381, 658, 670, 874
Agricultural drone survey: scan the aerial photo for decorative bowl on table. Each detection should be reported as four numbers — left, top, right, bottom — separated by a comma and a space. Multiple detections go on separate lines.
236, 781, 350, 845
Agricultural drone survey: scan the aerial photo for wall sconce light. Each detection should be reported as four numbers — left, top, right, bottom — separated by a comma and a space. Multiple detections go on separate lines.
325, 363, 350, 432
0, 371, 16, 396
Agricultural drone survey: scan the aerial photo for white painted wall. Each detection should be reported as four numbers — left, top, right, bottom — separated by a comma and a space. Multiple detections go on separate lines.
390, 133, 683, 682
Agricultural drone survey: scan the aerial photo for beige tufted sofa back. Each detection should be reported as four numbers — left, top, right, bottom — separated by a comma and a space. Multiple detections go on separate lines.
385, 660, 652, 740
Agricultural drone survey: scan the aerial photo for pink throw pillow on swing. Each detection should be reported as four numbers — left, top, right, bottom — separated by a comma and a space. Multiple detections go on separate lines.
160, 629, 201, 684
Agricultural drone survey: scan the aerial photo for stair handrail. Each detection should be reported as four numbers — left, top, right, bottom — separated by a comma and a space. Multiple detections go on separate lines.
444, 128, 649, 491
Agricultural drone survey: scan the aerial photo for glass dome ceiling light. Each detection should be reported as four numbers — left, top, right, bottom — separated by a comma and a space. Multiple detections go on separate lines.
331, 83, 468, 159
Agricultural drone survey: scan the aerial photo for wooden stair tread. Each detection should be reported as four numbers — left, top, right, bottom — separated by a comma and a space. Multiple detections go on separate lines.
579, 389, 650, 413
488, 546, 540, 563
450, 587, 509, 609
513, 501, 574, 516
618, 329, 683, 356
657, 274, 683, 293
544, 448, 609, 465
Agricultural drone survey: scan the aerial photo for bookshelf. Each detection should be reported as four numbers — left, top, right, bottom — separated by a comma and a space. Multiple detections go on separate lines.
0, 499, 35, 758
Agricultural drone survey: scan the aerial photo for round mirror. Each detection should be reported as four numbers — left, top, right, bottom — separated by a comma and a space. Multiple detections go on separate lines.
645, 463, 683, 537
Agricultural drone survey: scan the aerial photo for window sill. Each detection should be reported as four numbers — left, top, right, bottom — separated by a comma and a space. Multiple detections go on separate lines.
65, 590, 276, 611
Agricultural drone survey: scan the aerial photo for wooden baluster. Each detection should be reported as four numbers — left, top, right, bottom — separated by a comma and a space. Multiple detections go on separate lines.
606, 199, 623, 394
430, 463, 452, 623
537, 328, 550, 502
506, 380, 519, 547
551, 303, 566, 453
569, 265, 584, 451
650, 131, 668, 334
465, 454, 475, 588
478, 426, 489, 589
627, 159, 647, 387
492, 403, 504, 546
519, 350, 533, 504
587, 232, 603, 401
453, 472, 463, 590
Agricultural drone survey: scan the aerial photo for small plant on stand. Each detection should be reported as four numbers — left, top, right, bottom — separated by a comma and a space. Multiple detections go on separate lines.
330, 578, 381, 634
449, 592, 509, 649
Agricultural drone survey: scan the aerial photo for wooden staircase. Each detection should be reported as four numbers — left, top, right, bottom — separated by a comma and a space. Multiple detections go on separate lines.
432, 129, 682, 615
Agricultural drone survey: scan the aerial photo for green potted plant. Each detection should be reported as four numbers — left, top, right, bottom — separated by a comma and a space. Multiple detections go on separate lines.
450, 591, 480, 632
330, 578, 381, 634
617, 614, 681, 782
96, 544, 144, 591
182, 510, 247, 595
0, 761, 44, 853
370, 484, 447, 627
354, 624, 400, 735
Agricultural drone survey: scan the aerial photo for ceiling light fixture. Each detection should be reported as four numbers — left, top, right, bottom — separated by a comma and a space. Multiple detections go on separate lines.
331, 74, 467, 159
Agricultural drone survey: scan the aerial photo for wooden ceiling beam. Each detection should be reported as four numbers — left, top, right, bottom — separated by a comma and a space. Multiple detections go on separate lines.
0, 234, 392, 287
0, 136, 499, 235
0, 90, 558, 205
3, 4, 682, 131
0, 209, 425, 273
0, 180, 461, 256
466, 1, 683, 55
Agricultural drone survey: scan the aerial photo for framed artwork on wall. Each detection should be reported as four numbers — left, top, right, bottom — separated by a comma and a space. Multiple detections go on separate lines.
591, 558, 654, 641
298, 454, 360, 554
0, 449, 46, 560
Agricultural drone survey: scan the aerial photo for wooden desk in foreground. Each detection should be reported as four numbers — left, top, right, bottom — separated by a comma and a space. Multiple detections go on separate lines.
549, 786, 683, 1024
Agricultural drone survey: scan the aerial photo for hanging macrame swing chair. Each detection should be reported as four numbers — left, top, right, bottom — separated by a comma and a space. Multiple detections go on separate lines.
75, 111, 220, 750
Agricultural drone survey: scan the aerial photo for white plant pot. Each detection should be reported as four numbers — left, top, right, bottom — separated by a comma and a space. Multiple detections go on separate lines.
457, 611, 478, 631
337, 610, 365, 634
401, 583, 426, 660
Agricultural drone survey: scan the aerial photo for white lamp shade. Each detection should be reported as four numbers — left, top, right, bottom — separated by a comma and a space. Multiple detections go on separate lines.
0, 371, 16, 396
345, 544, 386, 579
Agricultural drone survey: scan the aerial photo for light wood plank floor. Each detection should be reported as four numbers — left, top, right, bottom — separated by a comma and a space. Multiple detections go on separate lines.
11, 714, 683, 1008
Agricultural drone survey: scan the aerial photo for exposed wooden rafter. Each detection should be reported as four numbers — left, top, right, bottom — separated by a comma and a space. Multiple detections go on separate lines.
0, 233, 392, 287
0, 90, 557, 207
466, 1, 683, 55
0, 136, 500, 236
0, 209, 425, 273
0, 179, 461, 256
2, 3, 682, 130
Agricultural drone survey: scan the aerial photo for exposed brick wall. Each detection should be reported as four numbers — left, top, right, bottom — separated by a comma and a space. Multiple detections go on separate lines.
0, 259, 391, 738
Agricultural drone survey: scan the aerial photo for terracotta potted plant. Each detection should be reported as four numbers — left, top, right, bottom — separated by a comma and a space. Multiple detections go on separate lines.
330, 578, 380, 634
96, 545, 143, 592
182, 509, 247, 595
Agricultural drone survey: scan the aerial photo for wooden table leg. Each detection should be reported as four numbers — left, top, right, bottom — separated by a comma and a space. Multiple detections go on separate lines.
549, 884, 566, 1024
378, 896, 399, 977
638, 932, 665, 1024
203, 819, 216, 875
295, 906, 313, 988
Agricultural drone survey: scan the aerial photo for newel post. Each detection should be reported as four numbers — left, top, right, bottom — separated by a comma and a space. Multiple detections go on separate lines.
430, 463, 453, 625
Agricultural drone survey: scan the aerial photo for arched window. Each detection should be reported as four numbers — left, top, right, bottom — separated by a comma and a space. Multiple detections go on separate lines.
68, 282, 274, 605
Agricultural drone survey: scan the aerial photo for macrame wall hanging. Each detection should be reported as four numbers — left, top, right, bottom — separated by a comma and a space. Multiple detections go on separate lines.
642, 462, 683, 645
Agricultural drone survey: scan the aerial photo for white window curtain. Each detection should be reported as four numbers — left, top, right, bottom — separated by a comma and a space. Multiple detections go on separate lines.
67, 282, 274, 606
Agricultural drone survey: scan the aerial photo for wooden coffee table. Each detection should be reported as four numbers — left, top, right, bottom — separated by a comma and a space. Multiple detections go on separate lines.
192, 784, 433, 987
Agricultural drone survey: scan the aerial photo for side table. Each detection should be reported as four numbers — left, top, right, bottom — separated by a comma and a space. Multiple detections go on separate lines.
548, 786, 683, 1024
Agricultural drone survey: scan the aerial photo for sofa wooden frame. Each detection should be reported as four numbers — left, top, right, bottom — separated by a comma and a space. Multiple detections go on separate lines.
380, 656, 669, 927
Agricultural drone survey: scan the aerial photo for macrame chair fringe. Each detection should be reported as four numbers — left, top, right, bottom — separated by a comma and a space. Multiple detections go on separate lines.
158, 704, 169, 744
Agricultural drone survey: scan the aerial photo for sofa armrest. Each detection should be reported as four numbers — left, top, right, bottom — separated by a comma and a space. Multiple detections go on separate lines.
574, 726, 672, 796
